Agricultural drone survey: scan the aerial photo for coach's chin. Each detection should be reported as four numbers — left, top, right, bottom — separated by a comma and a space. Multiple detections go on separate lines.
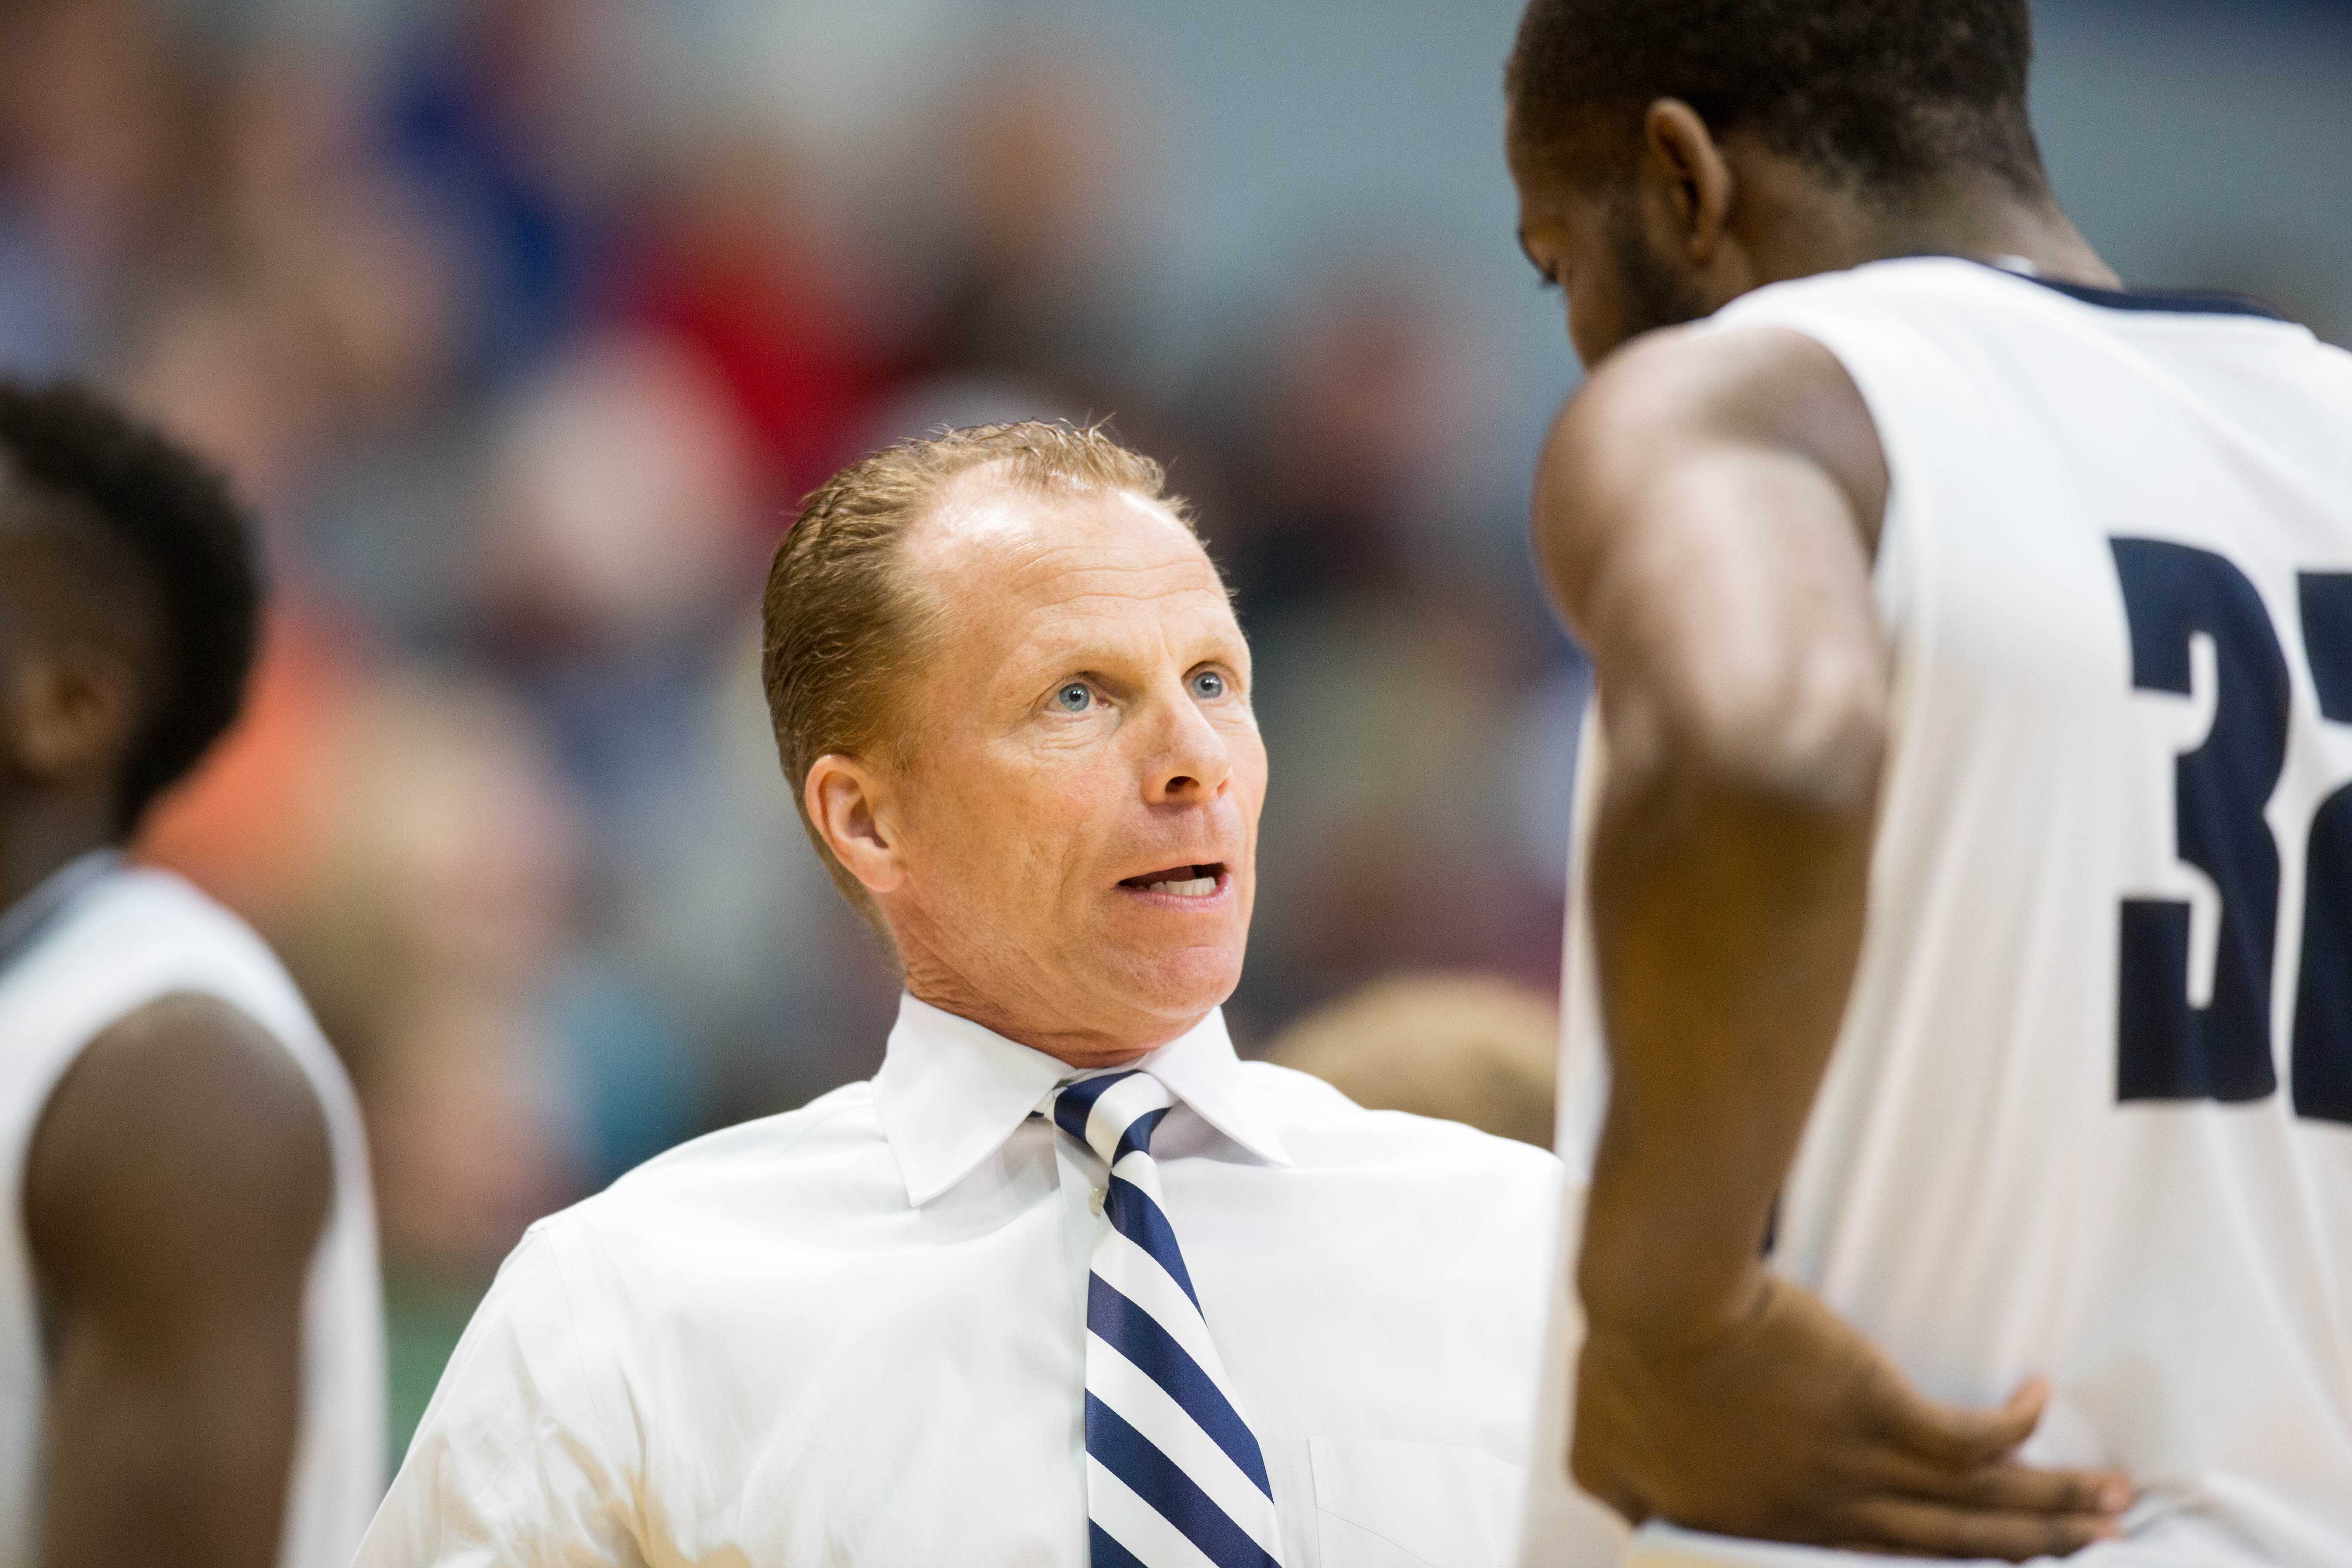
355, 423, 1570, 1568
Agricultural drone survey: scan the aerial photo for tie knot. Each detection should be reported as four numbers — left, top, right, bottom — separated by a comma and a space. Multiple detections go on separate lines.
1052, 1070, 1174, 1167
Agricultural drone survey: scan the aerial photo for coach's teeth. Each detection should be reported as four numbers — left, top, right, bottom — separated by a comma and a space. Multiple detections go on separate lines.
1148, 876, 1217, 897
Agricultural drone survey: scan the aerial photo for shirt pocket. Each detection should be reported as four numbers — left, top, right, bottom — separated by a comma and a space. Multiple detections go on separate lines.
1306, 1436, 1528, 1568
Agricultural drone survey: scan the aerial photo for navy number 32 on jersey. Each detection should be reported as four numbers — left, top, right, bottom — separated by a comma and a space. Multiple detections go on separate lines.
2113, 538, 2352, 1123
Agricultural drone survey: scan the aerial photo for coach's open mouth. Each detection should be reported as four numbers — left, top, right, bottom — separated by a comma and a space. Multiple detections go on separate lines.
1117, 863, 1227, 898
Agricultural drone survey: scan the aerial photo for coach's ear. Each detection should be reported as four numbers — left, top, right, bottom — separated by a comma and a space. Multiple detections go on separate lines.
806, 753, 907, 898
1640, 98, 1736, 269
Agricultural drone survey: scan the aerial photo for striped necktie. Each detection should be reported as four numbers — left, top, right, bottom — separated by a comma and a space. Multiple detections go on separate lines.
1051, 1071, 1285, 1568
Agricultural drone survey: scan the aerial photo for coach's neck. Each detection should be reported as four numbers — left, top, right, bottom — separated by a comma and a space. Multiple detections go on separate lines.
892, 916, 1201, 1072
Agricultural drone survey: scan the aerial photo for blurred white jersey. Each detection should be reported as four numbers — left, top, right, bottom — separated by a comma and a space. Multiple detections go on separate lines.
0, 862, 384, 1568
1557, 257, 2352, 1566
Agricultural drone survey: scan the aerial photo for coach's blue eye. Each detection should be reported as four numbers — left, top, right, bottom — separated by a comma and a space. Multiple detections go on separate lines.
1192, 671, 1227, 700
1054, 683, 1093, 713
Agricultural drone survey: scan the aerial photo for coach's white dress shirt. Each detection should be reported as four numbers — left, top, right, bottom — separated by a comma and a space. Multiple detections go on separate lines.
357, 995, 1562, 1568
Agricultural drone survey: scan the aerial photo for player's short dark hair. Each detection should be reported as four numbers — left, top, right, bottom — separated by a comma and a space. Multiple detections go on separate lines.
0, 380, 262, 833
1507, 0, 2046, 198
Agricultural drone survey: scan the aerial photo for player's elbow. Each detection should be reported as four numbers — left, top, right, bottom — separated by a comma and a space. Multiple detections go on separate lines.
1721, 640, 1887, 816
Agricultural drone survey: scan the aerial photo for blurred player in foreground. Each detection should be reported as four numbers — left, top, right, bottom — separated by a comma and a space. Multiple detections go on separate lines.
0, 384, 383, 1567
1507, 0, 2352, 1562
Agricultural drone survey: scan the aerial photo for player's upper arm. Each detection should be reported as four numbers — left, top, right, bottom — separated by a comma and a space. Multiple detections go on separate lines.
1533, 325, 1893, 813
26, 991, 331, 1343
24, 991, 332, 1568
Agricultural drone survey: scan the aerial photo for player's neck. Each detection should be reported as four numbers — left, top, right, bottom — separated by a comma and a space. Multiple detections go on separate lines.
0, 800, 119, 920
1883, 185, 2119, 291
1752, 169, 2121, 294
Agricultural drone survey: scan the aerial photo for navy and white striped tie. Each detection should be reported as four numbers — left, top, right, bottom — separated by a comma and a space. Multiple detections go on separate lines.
1052, 1071, 1284, 1568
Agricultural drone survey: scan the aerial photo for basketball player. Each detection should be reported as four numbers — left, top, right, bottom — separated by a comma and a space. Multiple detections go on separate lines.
0, 383, 383, 1566
1507, 0, 2352, 1562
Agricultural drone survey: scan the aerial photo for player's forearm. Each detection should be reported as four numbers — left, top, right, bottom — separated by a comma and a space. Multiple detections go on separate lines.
1577, 726, 1881, 1345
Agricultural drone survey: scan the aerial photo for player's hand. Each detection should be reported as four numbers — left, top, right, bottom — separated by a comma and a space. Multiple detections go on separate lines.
1572, 1269, 2133, 1561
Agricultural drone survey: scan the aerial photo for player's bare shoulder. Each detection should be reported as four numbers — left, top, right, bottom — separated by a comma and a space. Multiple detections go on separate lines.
25, 992, 333, 1301
1533, 322, 1893, 810
1537, 323, 1889, 602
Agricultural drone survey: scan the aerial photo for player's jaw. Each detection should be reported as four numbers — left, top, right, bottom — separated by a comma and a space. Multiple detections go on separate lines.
1597, 198, 1716, 347
1513, 159, 1715, 364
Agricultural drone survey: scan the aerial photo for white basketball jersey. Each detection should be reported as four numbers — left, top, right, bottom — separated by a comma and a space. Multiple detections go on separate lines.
0, 863, 385, 1568
1558, 257, 2352, 1566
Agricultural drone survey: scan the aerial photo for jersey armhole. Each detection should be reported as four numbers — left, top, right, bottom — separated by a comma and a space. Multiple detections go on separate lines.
1693, 304, 1922, 637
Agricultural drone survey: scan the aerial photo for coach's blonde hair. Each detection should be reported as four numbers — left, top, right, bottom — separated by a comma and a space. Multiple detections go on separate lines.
760, 421, 1192, 928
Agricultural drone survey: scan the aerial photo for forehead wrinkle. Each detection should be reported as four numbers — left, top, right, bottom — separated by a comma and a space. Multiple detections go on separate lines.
1004, 556, 1217, 609
1001, 535, 1227, 609
982, 564, 1246, 690
1001, 582, 1241, 662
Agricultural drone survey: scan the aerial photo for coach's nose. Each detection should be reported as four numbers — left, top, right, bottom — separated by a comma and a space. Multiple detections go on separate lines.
1142, 685, 1233, 806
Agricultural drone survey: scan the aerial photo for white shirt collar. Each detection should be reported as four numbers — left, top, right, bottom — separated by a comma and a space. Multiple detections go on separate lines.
875, 993, 1293, 1207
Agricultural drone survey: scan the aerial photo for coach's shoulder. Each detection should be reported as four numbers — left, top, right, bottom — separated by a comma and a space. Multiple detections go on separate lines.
470, 1082, 894, 1370
621, 1079, 878, 1182
533, 1081, 885, 1245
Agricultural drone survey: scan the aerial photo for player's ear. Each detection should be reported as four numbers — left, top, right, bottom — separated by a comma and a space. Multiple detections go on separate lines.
2, 646, 138, 789
1641, 98, 1734, 266
805, 752, 908, 898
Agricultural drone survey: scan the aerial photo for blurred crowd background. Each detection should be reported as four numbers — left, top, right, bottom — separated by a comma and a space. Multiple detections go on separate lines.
7, 0, 2344, 1464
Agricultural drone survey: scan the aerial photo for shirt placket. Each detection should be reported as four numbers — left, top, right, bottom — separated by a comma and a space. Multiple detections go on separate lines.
1047, 1117, 1109, 1327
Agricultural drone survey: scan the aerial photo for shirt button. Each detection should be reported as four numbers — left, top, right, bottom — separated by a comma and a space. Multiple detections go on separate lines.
1089, 1188, 1106, 1216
